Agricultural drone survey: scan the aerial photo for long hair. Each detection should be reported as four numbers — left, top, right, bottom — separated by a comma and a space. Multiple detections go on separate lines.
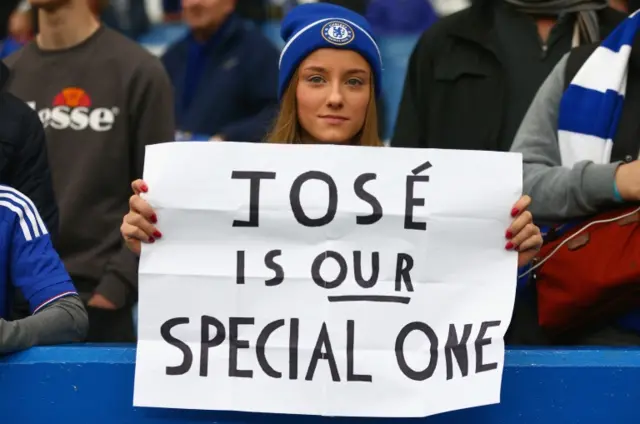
266, 70, 382, 146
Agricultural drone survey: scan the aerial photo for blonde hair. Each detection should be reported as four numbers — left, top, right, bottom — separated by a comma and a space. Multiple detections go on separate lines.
266, 70, 382, 147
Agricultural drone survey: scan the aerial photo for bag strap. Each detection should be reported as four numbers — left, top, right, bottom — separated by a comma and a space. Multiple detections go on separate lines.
563, 43, 600, 91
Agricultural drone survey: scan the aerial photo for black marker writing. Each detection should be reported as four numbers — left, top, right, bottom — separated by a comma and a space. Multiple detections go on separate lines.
404, 161, 431, 231
354, 173, 382, 225
232, 171, 276, 227
290, 171, 338, 227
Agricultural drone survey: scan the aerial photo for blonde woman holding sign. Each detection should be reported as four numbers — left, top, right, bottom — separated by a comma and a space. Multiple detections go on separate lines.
121, 3, 542, 268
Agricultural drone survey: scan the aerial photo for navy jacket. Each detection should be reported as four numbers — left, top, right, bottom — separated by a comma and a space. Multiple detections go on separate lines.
102, 0, 151, 40
161, 16, 279, 142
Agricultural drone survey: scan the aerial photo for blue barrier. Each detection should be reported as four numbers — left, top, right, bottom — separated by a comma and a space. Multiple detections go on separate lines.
1, 345, 640, 423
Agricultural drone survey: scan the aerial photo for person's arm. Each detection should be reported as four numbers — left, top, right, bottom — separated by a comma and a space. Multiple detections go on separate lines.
0, 296, 87, 354
510, 54, 621, 222
8, 99, 58, 239
390, 31, 432, 148
3, 189, 88, 353
216, 39, 279, 142
91, 57, 175, 309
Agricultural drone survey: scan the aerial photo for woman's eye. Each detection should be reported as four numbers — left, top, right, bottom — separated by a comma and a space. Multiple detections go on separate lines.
308, 76, 325, 84
347, 78, 364, 86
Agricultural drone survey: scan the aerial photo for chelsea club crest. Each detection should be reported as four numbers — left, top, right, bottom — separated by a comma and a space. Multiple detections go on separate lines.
321, 21, 355, 46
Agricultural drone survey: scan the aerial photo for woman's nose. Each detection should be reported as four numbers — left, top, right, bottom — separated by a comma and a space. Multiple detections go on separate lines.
326, 83, 344, 109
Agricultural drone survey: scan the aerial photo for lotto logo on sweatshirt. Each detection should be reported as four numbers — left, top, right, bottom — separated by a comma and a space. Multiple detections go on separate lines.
26, 87, 119, 132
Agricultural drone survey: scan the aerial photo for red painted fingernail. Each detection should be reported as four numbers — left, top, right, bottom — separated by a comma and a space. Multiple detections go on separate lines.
505, 241, 514, 250
506, 230, 513, 239
511, 208, 519, 217
148, 237, 155, 243
150, 214, 157, 223
153, 231, 162, 238
141, 184, 148, 193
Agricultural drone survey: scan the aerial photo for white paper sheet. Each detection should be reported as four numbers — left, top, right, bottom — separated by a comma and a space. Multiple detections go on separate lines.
133, 142, 522, 418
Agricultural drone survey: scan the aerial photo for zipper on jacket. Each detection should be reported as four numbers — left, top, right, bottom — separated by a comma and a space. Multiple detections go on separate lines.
540, 44, 548, 59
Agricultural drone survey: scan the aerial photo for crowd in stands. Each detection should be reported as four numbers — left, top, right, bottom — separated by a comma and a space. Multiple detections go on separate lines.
2, 0, 640, 355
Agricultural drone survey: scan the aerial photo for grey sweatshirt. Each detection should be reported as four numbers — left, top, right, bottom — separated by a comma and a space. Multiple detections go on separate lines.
510, 54, 623, 223
4, 26, 175, 308
0, 296, 88, 354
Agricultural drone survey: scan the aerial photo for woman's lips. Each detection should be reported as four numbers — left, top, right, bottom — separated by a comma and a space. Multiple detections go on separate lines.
319, 115, 349, 125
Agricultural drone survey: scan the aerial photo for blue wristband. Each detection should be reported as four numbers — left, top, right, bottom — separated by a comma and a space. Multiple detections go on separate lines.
613, 180, 624, 203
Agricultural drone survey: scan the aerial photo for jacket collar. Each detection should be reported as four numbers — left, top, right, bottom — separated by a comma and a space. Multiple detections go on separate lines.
445, 2, 501, 58
445, 3, 624, 60
187, 13, 241, 52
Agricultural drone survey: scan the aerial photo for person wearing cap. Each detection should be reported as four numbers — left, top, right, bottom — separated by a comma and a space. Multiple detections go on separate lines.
266, 3, 383, 146
120, 3, 543, 273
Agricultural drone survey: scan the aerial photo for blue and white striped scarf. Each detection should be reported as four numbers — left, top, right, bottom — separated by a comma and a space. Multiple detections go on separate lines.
555, 12, 640, 334
558, 10, 640, 168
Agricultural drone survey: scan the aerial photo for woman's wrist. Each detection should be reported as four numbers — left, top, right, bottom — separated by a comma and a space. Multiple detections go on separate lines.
613, 179, 624, 203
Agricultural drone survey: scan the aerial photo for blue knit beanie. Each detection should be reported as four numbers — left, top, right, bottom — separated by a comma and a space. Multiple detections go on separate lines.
278, 3, 383, 99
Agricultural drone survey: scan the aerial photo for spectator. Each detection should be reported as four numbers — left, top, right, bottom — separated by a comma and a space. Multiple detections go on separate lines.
162, 0, 279, 142
3, 0, 175, 342
510, 11, 640, 345
121, 3, 543, 276
391, 0, 625, 152
0, 185, 88, 354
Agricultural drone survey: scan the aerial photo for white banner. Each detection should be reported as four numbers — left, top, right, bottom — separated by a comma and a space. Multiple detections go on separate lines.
133, 142, 522, 418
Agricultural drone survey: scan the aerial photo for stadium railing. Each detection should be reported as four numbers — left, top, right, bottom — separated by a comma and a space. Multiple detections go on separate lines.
2, 345, 639, 424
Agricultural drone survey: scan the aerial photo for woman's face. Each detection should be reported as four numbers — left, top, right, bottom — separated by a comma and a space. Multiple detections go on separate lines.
296, 48, 372, 144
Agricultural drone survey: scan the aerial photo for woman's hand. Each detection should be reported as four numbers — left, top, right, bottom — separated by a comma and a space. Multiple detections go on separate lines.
120, 179, 161, 257
614, 161, 640, 201
505, 195, 543, 268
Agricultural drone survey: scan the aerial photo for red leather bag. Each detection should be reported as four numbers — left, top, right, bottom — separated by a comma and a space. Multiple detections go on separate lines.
533, 205, 640, 336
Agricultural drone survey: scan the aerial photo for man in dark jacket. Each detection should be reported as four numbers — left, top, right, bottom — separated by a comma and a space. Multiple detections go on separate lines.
0, 62, 57, 236
162, 0, 279, 142
391, 0, 625, 152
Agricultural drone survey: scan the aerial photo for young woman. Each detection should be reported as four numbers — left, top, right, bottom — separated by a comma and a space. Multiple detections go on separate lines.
121, 3, 543, 268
